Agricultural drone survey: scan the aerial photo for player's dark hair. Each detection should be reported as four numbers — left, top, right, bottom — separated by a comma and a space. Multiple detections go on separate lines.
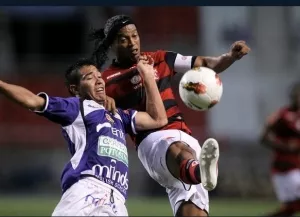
65, 58, 97, 95
89, 15, 135, 69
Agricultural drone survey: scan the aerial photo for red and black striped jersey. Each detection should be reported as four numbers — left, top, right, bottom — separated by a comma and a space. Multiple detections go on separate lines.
103, 50, 192, 145
266, 107, 300, 173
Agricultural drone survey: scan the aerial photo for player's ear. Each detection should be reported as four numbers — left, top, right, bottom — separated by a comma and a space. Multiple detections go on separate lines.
69, 84, 80, 97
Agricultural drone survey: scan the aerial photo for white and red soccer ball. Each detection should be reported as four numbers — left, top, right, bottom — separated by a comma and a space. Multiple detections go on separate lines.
179, 67, 223, 111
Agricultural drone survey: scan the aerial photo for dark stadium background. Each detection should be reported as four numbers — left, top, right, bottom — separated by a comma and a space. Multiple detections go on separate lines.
0, 6, 298, 215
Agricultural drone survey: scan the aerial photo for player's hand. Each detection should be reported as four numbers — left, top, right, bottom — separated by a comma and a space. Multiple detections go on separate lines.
104, 95, 117, 114
137, 55, 155, 79
229, 41, 250, 60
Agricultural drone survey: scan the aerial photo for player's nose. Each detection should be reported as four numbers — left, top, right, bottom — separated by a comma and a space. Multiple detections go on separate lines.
128, 38, 135, 47
96, 77, 105, 86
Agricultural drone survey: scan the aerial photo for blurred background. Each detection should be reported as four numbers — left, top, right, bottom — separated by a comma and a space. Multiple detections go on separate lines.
0, 6, 299, 216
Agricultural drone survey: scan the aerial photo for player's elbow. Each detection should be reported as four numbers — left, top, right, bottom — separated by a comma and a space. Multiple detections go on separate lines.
25, 98, 44, 111
161, 117, 168, 126
156, 116, 168, 128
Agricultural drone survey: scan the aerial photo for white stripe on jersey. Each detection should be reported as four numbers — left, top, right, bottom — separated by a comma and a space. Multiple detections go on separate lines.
64, 100, 105, 169
83, 100, 105, 116
131, 111, 137, 135
63, 112, 86, 169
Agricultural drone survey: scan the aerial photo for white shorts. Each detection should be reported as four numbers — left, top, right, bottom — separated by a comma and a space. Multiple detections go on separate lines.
52, 177, 128, 216
138, 129, 209, 215
272, 169, 300, 203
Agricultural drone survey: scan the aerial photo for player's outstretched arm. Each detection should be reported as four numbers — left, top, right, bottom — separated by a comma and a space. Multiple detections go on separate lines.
167, 41, 250, 75
194, 41, 250, 73
0, 80, 45, 111
134, 57, 168, 131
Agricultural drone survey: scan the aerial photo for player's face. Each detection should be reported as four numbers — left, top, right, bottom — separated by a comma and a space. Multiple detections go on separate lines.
78, 65, 106, 103
114, 24, 140, 63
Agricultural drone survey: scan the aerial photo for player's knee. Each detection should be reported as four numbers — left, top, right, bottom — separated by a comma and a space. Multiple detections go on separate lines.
166, 141, 198, 181
167, 141, 196, 164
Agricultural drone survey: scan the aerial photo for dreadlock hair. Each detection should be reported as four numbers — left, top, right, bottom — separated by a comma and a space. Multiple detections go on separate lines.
89, 15, 135, 69
65, 58, 97, 96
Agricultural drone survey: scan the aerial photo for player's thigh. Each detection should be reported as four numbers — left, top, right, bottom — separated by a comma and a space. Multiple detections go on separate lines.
176, 201, 208, 217
272, 169, 300, 203
52, 179, 128, 216
167, 184, 209, 216
138, 130, 202, 189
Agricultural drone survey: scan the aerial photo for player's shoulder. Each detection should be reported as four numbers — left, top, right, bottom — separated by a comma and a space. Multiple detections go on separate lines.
101, 64, 118, 75
109, 109, 128, 123
116, 108, 137, 119
48, 95, 80, 104
65, 96, 81, 105
101, 64, 124, 81
143, 50, 175, 62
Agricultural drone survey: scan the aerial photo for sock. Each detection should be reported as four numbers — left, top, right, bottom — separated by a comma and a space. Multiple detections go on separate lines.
179, 159, 201, 184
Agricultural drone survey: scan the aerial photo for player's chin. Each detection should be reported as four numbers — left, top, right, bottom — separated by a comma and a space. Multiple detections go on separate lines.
95, 93, 106, 104
130, 53, 140, 62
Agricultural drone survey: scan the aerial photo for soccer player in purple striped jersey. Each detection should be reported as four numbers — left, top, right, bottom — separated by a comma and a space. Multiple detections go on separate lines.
0, 57, 167, 216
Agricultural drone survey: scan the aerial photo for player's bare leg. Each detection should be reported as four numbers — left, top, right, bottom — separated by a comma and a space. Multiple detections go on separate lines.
176, 200, 208, 217
166, 138, 219, 216
166, 138, 219, 190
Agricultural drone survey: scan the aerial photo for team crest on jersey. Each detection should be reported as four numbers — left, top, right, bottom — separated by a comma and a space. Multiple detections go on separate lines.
130, 75, 142, 84
105, 113, 115, 124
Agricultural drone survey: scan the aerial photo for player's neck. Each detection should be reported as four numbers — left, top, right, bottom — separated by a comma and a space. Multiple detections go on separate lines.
114, 58, 136, 69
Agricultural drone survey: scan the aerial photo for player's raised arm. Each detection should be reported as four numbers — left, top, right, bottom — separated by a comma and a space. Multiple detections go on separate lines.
0, 80, 45, 111
134, 57, 168, 130
167, 41, 250, 74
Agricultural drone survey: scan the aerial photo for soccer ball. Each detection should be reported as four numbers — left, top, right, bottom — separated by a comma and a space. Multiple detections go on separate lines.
179, 67, 223, 111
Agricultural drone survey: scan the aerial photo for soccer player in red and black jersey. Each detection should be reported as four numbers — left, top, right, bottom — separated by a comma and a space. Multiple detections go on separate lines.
261, 82, 300, 217
90, 15, 250, 217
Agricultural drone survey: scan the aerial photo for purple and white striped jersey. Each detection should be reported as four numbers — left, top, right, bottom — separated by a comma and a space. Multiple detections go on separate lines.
34, 93, 137, 199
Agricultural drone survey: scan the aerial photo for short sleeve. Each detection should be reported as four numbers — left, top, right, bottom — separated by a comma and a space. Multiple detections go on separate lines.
117, 108, 137, 135
34, 92, 80, 126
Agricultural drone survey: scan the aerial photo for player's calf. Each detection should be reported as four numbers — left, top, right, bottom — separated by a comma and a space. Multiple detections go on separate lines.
166, 141, 201, 184
166, 138, 219, 191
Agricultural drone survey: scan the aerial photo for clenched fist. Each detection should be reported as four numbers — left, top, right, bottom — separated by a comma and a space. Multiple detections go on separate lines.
229, 41, 250, 60
137, 55, 155, 80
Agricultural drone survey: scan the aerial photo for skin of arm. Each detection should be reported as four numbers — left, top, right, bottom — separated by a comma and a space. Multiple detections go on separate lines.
134, 59, 168, 131
193, 40, 250, 74
0, 80, 45, 111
